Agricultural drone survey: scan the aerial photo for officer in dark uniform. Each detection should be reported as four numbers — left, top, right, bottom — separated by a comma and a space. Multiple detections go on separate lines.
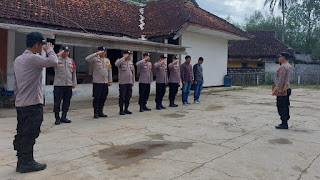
115, 50, 135, 115
136, 53, 153, 112
154, 55, 168, 110
168, 56, 180, 107
86, 47, 113, 119
275, 52, 293, 129
53, 46, 77, 125
13, 32, 58, 173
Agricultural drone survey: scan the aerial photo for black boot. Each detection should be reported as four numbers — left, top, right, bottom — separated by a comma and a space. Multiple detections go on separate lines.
54, 112, 60, 125
19, 153, 47, 173
143, 105, 151, 111
124, 105, 132, 114
98, 108, 108, 118
169, 100, 178, 107
160, 104, 166, 109
140, 106, 144, 112
156, 104, 161, 110
119, 106, 125, 115
16, 152, 21, 172
94, 108, 99, 119
60, 112, 71, 123
275, 120, 288, 129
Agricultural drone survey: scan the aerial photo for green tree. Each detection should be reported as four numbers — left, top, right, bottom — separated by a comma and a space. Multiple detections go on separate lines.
264, 0, 297, 42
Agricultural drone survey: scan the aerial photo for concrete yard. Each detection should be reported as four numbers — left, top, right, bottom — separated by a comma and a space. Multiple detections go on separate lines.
0, 86, 319, 180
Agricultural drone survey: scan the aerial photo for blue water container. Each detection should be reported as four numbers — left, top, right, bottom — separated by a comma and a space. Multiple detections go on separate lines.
224, 75, 232, 87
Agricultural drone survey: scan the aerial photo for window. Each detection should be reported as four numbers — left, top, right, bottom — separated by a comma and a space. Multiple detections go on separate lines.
242, 63, 248, 68
257, 63, 264, 68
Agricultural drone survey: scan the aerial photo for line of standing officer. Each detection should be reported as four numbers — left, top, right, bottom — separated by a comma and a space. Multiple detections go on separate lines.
168, 56, 180, 107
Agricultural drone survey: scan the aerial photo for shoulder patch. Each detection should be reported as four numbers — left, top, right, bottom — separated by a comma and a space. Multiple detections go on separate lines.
280, 67, 284, 73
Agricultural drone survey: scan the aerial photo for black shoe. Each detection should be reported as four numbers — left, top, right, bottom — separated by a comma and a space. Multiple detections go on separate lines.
60, 112, 71, 123
19, 153, 46, 173
94, 114, 99, 119
94, 108, 99, 119
275, 124, 288, 129
98, 111, 108, 118
156, 105, 161, 110
169, 104, 178, 107
143, 106, 151, 111
160, 105, 166, 109
140, 106, 144, 112
124, 109, 132, 114
16, 152, 21, 172
54, 112, 60, 125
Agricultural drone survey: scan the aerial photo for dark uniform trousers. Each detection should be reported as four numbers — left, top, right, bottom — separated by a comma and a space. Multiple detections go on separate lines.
277, 89, 291, 123
155, 83, 166, 105
168, 83, 178, 103
119, 84, 133, 109
139, 83, 150, 106
53, 86, 72, 113
13, 104, 43, 154
93, 83, 109, 110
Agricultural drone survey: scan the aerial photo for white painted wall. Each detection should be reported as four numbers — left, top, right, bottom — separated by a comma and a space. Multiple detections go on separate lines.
6, 31, 15, 91
180, 31, 228, 87
265, 62, 280, 73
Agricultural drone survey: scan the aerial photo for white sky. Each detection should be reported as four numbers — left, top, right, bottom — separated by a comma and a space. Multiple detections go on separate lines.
197, 0, 282, 25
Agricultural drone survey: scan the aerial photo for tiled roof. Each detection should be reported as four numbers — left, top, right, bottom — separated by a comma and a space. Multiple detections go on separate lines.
228, 31, 290, 58
0, 0, 249, 39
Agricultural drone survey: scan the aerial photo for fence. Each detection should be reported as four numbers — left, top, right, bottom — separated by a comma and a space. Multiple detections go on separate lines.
229, 72, 320, 86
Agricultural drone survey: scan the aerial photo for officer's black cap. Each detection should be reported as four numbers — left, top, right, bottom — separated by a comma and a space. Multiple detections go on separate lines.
123, 50, 132, 54
160, 55, 167, 59
98, 47, 106, 51
60, 45, 70, 51
143, 52, 150, 57
26, 32, 47, 44
278, 52, 291, 59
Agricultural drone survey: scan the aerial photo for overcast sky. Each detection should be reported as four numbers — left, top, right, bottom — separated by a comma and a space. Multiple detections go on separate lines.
197, 0, 281, 25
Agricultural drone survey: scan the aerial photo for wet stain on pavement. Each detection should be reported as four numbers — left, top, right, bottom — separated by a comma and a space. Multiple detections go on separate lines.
292, 166, 304, 172
161, 113, 185, 118
147, 134, 165, 140
205, 105, 224, 111
269, 138, 293, 145
98, 141, 193, 169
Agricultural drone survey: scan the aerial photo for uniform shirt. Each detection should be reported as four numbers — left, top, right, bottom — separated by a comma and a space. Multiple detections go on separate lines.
136, 59, 153, 84
180, 62, 193, 82
14, 49, 58, 107
54, 56, 77, 86
193, 64, 203, 82
168, 61, 180, 83
154, 61, 168, 84
86, 53, 113, 84
115, 58, 135, 85
275, 61, 292, 92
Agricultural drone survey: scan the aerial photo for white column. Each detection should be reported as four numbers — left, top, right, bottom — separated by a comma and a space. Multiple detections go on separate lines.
6, 30, 15, 91
164, 39, 168, 64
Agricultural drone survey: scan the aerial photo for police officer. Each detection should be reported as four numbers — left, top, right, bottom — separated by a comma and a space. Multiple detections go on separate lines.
115, 50, 135, 115
13, 32, 58, 173
155, 55, 168, 110
86, 47, 113, 119
168, 56, 180, 107
275, 52, 293, 129
136, 53, 153, 112
53, 46, 77, 125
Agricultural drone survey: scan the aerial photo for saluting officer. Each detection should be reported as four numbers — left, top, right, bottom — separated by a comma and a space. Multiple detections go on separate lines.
154, 55, 168, 110
168, 56, 180, 107
86, 47, 113, 119
136, 53, 153, 112
115, 50, 135, 115
13, 32, 58, 173
275, 52, 293, 129
53, 46, 77, 125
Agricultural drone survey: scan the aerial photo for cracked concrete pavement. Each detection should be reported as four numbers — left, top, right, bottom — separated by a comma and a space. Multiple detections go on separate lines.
0, 86, 319, 180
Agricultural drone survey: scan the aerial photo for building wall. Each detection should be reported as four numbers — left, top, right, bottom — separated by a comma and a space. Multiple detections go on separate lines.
265, 62, 280, 73
181, 31, 228, 86
0, 29, 8, 88
228, 60, 263, 68
294, 64, 320, 74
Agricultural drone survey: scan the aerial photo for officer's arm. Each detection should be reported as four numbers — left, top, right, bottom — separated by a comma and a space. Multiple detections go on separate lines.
115, 58, 125, 67
154, 62, 160, 69
34, 49, 58, 68
277, 67, 287, 92
168, 61, 176, 69
132, 65, 135, 84
85, 53, 97, 63
108, 65, 113, 83
136, 60, 144, 66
